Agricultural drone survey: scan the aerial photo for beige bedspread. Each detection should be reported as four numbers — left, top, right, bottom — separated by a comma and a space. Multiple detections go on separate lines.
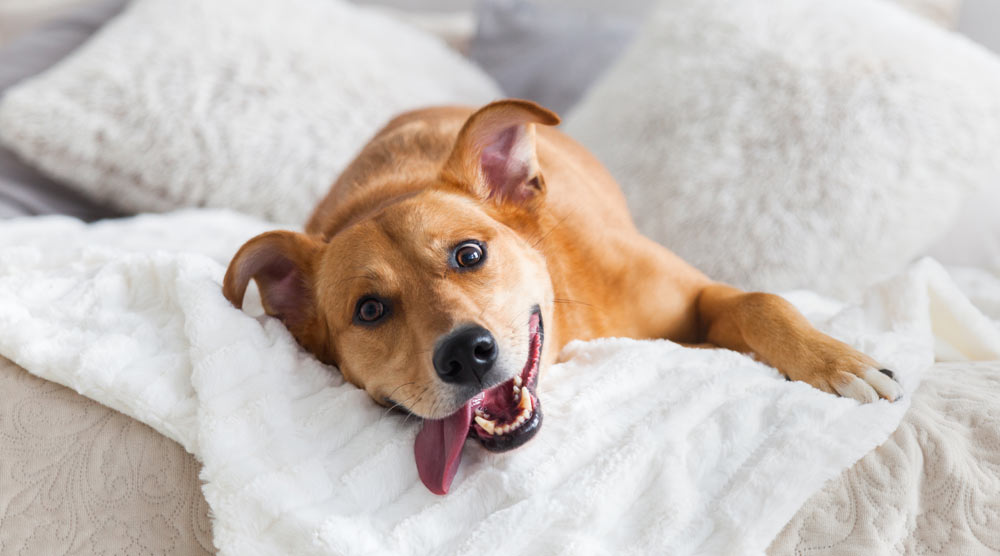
0, 356, 213, 555
3, 359, 999, 555
769, 361, 1000, 555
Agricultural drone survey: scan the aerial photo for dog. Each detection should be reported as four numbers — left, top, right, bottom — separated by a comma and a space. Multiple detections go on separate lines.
223, 99, 901, 495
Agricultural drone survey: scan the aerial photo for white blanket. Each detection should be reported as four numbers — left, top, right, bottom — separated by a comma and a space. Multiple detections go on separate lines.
1, 210, 998, 556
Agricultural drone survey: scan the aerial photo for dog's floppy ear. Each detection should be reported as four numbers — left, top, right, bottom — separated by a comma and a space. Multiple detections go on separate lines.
223, 230, 322, 329
441, 99, 560, 206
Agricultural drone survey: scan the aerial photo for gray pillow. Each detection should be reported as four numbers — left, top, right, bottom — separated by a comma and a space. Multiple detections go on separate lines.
0, 0, 125, 220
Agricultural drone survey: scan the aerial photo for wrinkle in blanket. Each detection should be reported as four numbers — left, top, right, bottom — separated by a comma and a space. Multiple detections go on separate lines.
1, 210, 998, 555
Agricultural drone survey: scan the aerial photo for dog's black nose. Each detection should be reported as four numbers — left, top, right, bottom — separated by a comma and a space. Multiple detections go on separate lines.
433, 325, 498, 385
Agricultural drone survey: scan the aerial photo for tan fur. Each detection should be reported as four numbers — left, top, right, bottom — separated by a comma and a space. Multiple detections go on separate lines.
224, 99, 899, 419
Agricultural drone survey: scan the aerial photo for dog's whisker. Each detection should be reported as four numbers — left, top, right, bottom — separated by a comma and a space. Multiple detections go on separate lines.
402, 385, 432, 425
530, 213, 571, 249
377, 382, 422, 427
476, 291, 499, 323
553, 298, 593, 308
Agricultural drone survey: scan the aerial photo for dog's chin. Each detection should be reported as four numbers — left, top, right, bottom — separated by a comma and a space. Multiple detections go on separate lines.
467, 307, 544, 452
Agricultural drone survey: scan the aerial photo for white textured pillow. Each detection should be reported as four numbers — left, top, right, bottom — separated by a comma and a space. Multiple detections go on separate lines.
0, 0, 499, 224
565, 0, 1000, 297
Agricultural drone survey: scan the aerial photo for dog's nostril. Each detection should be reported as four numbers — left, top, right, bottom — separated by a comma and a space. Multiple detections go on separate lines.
473, 339, 496, 361
448, 360, 462, 376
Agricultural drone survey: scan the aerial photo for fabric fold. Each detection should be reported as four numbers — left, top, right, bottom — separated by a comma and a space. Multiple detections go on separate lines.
1, 210, 997, 555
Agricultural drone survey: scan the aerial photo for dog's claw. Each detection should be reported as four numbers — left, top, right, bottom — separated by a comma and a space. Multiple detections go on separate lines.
879, 368, 894, 379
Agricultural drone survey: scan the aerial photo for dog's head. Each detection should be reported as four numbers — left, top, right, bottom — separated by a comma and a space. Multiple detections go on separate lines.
223, 100, 561, 494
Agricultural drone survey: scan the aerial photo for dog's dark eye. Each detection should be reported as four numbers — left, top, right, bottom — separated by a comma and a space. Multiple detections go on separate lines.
355, 297, 386, 324
454, 241, 485, 269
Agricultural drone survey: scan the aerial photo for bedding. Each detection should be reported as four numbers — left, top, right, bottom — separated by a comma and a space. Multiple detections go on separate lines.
769, 360, 1000, 554
564, 0, 1000, 299
5, 355, 1000, 555
0, 0, 124, 220
0, 356, 213, 555
0, 0, 500, 225
1, 210, 998, 555
466, 0, 961, 117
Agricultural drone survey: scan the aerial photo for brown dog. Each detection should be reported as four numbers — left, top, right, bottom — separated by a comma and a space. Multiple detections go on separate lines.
223, 99, 901, 494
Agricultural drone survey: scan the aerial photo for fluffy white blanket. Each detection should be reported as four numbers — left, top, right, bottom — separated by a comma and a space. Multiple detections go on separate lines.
1, 210, 998, 555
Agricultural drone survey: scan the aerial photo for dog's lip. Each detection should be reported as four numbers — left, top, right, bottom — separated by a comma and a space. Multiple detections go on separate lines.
412, 307, 543, 495
467, 307, 544, 452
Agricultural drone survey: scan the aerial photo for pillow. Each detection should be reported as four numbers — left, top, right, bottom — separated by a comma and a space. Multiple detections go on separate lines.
921, 0, 1000, 271
468, 0, 961, 118
0, 0, 125, 220
893, 0, 963, 26
923, 186, 1000, 270
564, 0, 1000, 298
0, 0, 500, 224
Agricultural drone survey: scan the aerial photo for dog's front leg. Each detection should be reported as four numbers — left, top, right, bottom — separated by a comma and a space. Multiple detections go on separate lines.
695, 284, 901, 402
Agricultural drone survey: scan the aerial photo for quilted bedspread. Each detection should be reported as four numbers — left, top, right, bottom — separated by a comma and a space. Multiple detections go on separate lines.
769, 268, 1000, 555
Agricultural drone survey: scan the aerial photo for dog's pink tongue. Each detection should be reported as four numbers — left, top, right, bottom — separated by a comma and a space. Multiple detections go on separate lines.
414, 402, 472, 495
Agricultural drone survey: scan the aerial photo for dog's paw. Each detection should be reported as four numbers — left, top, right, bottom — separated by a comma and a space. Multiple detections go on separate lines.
828, 366, 902, 403
786, 343, 902, 403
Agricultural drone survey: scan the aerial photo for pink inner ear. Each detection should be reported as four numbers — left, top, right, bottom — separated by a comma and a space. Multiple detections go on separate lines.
242, 249, 310, 326
480, 125, 534, 203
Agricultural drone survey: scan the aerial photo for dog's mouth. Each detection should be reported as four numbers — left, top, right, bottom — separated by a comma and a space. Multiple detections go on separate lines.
469, 310, 543, 450
414, 308, 544, 495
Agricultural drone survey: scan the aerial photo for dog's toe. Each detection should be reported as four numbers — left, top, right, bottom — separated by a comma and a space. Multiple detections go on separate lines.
863, 367, 902, 401
832, 373, 879, 403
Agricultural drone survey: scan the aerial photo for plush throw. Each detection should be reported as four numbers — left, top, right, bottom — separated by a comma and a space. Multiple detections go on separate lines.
565, 0, 1000, 298
2, 210, 1000, 555
0, 0, 499, 224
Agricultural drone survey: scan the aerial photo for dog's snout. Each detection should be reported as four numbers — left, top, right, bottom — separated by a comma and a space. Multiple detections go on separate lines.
434, 325, 498, 385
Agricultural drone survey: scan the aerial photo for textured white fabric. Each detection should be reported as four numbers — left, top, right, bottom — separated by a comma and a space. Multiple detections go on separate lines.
564, 0, 1000, 299
0, 0, 499, 225
1, 211, 999, 555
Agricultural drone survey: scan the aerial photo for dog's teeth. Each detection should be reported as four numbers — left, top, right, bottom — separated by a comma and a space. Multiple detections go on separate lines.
518, 390, 532, 412
475, 416, 496, 435
514, 376, 522, 387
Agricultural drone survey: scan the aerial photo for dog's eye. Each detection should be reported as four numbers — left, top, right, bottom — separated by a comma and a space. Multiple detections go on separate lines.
454, 241, 485, 269
355, 297, 386, 324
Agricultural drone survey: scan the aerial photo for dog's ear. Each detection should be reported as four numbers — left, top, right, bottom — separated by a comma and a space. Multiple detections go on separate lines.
441, 99, 560, 206
223, 230, 322, 329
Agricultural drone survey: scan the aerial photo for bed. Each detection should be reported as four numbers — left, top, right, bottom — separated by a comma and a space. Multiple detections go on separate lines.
2, 0, 1000, 554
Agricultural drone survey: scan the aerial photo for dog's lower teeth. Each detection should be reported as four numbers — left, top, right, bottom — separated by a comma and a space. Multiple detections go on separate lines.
514, 376, 522, 387
475, 415, 496, 435
473, 387, 535, 437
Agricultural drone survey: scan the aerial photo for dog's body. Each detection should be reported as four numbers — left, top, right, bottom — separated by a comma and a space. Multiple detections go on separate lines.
224, 100, 900, 494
